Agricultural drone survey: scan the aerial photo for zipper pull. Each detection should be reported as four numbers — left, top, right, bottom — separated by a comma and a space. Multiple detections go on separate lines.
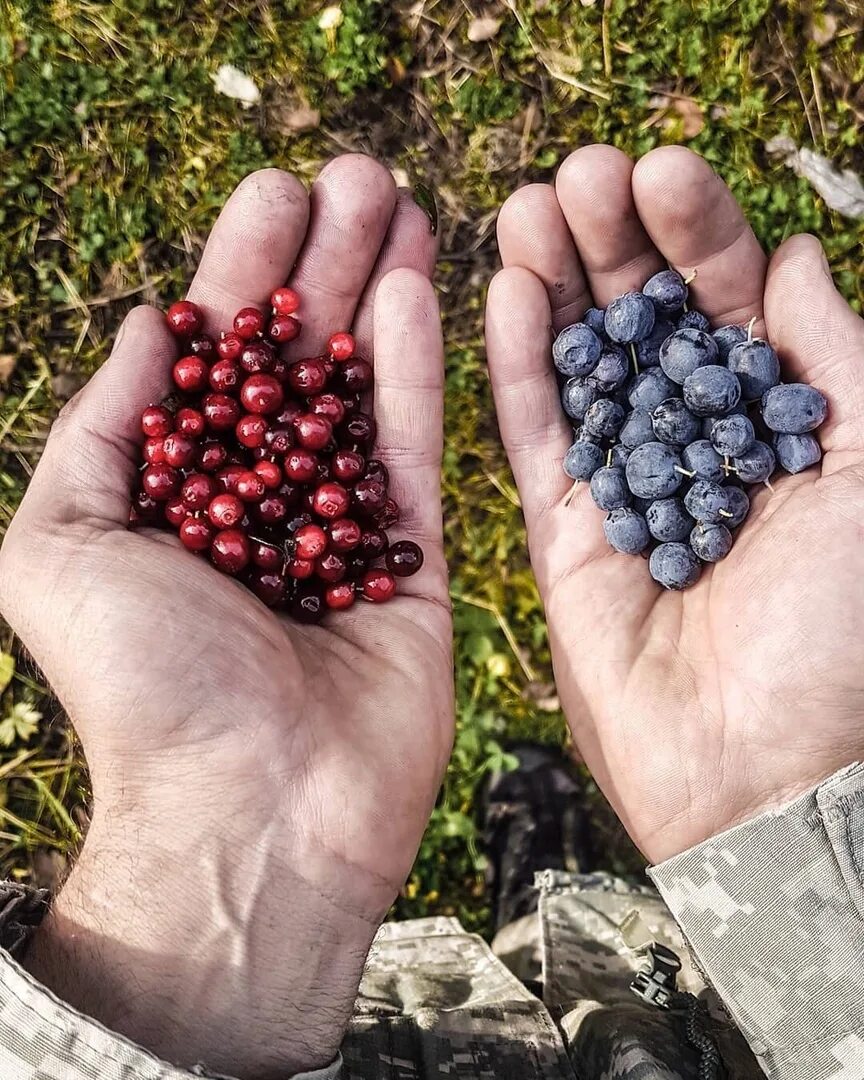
630, 941, 683, 1010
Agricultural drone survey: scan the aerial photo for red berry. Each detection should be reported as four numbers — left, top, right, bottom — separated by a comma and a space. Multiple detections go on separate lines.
325, 581, 356, 610
342, 412, 376, 448
315, 551, 346, 583
248, 568, 285, 607
294, 413, 333, 451
287, 556, 315, 580
240, 341, 275, 374
268, 315, 301, 343
176, 407, 206, 438
253, 459, 282, 489
208, 493, 245, 529
165, 496, 188, 528
240, 374, 284, 416
313, 482, 350, 520
309, 393, 346, 425
143, 436, 167, 465
289, 582, 326, 623
142, 463, 180, 501
180, 516, 214, 552
332, 450, 365, 482
276, 402, 302, 427
211, 529, 250, 575
341, 393, 362, 415
166, 300, 203, 337
173, 355, 209, 392
217, 331, 245, 361
361, 568, 396, 603
234, 307, 265, 341
162, 433, 197, 469
271, 286, 300, 315
188, 335, 216, 359
375, 498, 400, 529
328, 518, 362, 552
132, 489, 162, 521
352, 478, 387, 515
203, 393, 241, 432
141, 405, 174, 438
251, 542, 283, 572
197, 439, 229, 473
364, 459, 389, 486
181, 473, 218, 511
287, 358, 327, 395
216, 464, 247, 494
386, 540, 424, 577
359, 529, 389, 559
255, 494, 290, 525
328, 331, 355, 361
236, 470, 266, 503
337, 358, 373, 393
295, 523, 328, 561
264, 425, 294, 454
209, 359, 241, 393
284, 449, 319, 483
236, 414, 269, 449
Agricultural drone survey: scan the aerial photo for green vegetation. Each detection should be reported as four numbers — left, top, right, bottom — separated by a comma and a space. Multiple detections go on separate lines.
1, 0, 862, 928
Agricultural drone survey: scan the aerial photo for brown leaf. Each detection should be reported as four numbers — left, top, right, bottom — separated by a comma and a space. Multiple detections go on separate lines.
808, 13, 838, 46
0, 354, 16, 384
467, 16, 501, 42
672, 96, 704, 138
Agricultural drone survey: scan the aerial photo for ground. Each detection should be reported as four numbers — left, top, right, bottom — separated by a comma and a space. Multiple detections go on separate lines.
0, 0, 862, 932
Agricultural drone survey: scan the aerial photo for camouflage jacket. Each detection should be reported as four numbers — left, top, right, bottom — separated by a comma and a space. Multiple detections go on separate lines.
1, 762, 863, 1080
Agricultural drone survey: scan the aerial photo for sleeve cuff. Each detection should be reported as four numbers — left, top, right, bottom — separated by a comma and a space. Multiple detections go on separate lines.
649, 762, 864, 1080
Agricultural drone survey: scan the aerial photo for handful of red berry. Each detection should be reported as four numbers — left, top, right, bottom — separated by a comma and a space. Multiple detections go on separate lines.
130, 289, 423, 623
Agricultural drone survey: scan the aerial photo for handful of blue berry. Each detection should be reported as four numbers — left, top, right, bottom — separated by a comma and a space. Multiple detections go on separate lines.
555, 270, 827, 590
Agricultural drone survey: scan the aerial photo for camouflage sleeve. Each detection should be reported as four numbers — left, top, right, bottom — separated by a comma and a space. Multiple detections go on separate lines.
648, 761, 864, 1080
0, 882, 342, 1080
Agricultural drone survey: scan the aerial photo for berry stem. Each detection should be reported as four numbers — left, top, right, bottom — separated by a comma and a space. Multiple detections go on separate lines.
674, 466, 696, 478
564, 481, 580, 508
683, 268, 698, 285
747, 315, 757, 342
718, 509, 734, 519
629, 342, 639, 376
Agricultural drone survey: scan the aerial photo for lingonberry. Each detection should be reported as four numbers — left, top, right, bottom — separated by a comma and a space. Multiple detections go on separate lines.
211, 529, 250, 575
240, 341, 275, 374
217, 331, 245, 361
173, 355, 209, 393
295, 523, 328, 561
248, 568, 285, 608
313, 482, 350, 520
142, 463, 181, 501
287, 556, 315, 580
332, 450, 365, 483
208, 493, 245, 529
364, 459, 389, 486
166, 300, 203, 337
234, 306, 266, 341
197, 439, 229, 473
341, 394, 361, 415
309, 393, 346, 425
251, 541, 283, 572
203, 393, 241, 432
337, 358, 373, 393
315, 551, 346, 583
180, 516, 214, 553
236, 470, 267, 503
188, 335, 216, 360
255, 494, 290, 525
294, 414, 332, 451
361, 568, 397, 603
285, 512, 312, 535
342, 412, 376, 448
359, 528, 389, 559
264, 426, 294, 455
143, 437, 167, 465
240, 374, 284, 415
322, 357, 336, 379
132, 489, 162, 520
216, 464, 246, 494
328, 518, 362, 553
209, 359, 241, 393
236, 414, 269, 449
141, 405, 174, 438
165, 497, 188, 528
268, 315, 301, 343
181, 473, 218, 511
375, 498, 400, 530
328, 331, 355, 361
271, 286, 300, 316
386, 540, 424, 577
176, 407, 206, 438
287, 358, 327, 395
324, 581, 356, 611
276, 402, 302, 427
271, 357, 288, 381
345, 554, 370, 580
253, 459, 282, 489
162, 432, 197, 469
352, 478, 387, 515
289, 582, 325, 623
284, 449, 319, 483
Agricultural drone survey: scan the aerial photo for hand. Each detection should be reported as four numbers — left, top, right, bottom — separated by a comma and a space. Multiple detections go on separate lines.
486, 145, 864, 864
0, 158, 453, 1078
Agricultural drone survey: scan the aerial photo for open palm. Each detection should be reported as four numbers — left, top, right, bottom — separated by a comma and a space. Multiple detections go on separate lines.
486, 145, 864, 863
0, 158, 452, 1076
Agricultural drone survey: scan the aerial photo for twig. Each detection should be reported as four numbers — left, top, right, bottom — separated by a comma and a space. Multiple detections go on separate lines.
454, 593, 538, 683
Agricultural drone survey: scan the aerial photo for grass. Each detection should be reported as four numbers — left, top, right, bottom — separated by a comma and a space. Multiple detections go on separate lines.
0, 0, 862, 932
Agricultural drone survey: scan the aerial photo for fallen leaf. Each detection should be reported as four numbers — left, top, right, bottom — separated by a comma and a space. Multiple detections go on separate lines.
0, 354, 16, 384
674, 96, 704, 138
211, 64, 260, 108
767, 135, 864, 220
808, 13, 838, 46
467, 16, 501, 42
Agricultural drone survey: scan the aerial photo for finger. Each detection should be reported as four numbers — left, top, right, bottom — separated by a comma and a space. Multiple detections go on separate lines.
555, 146, 664, 305
287, 155, 397, 355
496, 183, 591, 331
764, 234, 864, 460
631, 146, 768, 331
186, 169, 310, 332
352, 189, 439, 358
371, 270, 445, 574
485, 266, 572, 524
7, 307, 174, 532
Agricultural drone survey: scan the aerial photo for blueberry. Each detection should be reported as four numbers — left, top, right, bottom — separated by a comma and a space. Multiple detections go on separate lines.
724, 486, 751, 528
604, 507, 651, 555
644, 269, 689, 314
634, 319, 675, 369
590, 466, 631, 511
628, 368, 679, 411
649, 542, 702, 590
574, 424, 601, 444
604, 292, 656, 343
645, 497, 693, 542
659, 329, 719, 384
651, 398, 701, 446
609, 443, 631, 469
713, 324, 748, 361
561, 377, 598, 421
681, 439, 724, 483
563, 440, 604, 481
727, 339, 781, 400
619, 408, 656, 449
732, 440, 776, 483
710, 414, 756, 457
683, 480, 732, 525
584, 398, 626, 439
553, 323, 604, 377
625, 441, 684, 499
773, 432, 822, 474
701, 402, 746, 439
591, 344, 630, 392
583, 307, 607, 339
690, 523, 733, 563
762, 383, 828, 434
676, 310, 711, 332
682, 365, 742, 417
